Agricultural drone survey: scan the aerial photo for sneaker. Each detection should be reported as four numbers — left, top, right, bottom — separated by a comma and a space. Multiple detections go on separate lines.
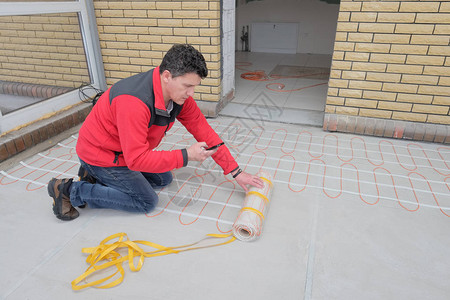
78, 165, 96, 184
47, 178, 79, 221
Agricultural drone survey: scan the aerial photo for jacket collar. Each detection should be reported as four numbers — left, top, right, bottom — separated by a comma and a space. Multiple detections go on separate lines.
152, 66, 168, 116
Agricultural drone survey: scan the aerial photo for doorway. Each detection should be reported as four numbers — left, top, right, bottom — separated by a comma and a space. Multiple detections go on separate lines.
220, 0, 340, 127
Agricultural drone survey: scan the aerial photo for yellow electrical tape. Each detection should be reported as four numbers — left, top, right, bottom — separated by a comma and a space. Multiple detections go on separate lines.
260, 176, 273, 187
72, 232, 236, 290
240, 206, 265, 220
247, 191, 270, 203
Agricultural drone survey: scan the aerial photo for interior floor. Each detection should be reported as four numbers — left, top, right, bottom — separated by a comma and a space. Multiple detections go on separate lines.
1, 116, 449, 299
220, 51, 332, 126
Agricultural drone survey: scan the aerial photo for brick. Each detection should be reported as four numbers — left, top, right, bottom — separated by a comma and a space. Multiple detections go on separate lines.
406, 55, 445, 66
378, 101, 412, 112
410, 35, 449, 46
413, 104, 449, 115
401, 74, 439, 85
23, 133, 33, 148
131, 2, 156, 10
427, 115, 450, 125
355, 117, 366, 134
187, 36, 211, 45
338, 12, 350, 22
400, 2, 439, 13
342, 71, 366, 80
332, 51, 344, 60
366, 72, 401, 83
327, 96, 345, 105
433, 96, 450, 105
418, 85, 450, 96
434, 25, 450, 35
413, 123, 426, 141
5, 140, 17, 156
336, 22, 358, 32
30, 129, 41, 144
158, 19, 183, 27
383, 82, 418, 93
328, 78, 349, 88
334, 41, 355, 51
330, 69, 342, 78
328, 88, 339, 97
0, 144, 9, 162
374, 120, 386, 137
325, 105, 336, 114
423, 125, 436, 142
360, 108, 392, 119
370, 53, 406, 64
156, 2, 182, 10
336, 106, 359, 116
423, 66, 450, 76
395, 24, 434, 34
433, 125, 447, 143
362, 2, 399, 12
331, 60, 352, 70
358, 23, 395, 33
384, 120, 396, 138
337, 115, 348, 131
182, 2, 209, 10
174, 28, 199, 36
378, 13, 416, 23
439, 77, 450, 86
173, 10, 199, 19
183, 19, 209, 28
199, 10, 220, 19
345, 116, 358, 133
392, 111, 427, 122
397, 93, 433, 104
355, 43, 391, 53
199, 28, 220, 37
348, 32, 373, 42
373, 34, 410, 44
364, 118, 376, 135
390, 44, 428, 55
148, 10, 172, 18
428, 46, 450, 56
162, 36, 187, 44
351, 12, 377, 22
349, 80, 382, 90
386, 64, 423, 75
352, 62, 386, 72
345, 98, 378, 108
363, 91, 397, 101
344, 52, 370, 62
416, 13, 450, 24
339, 88, 363, 98
340, 1, 362, 12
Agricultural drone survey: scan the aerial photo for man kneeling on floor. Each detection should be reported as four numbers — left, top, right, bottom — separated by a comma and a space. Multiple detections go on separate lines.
47, 43, 264, 221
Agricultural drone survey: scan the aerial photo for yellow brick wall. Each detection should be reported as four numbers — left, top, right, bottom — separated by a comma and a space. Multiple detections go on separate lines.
93, 0, 222, 102
327, 0, 450, 125
0, 13, 89, 88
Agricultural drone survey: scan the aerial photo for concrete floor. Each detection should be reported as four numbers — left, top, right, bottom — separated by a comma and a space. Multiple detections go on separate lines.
1, 115, 449, 299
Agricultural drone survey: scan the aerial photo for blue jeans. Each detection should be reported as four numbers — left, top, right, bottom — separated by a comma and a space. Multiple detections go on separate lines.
70, 159, 172, 213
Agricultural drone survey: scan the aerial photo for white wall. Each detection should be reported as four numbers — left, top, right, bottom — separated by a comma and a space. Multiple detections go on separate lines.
236, 0, 339, 54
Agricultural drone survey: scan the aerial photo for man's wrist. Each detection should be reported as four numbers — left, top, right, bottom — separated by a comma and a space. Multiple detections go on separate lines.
232, 168, 242, 178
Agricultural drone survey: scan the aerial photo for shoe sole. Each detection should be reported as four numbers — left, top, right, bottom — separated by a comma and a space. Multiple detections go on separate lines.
48, 179, 73, 221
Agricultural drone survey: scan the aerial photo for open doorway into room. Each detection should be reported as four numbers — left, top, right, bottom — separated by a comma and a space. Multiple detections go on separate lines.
220, 0, 340, 127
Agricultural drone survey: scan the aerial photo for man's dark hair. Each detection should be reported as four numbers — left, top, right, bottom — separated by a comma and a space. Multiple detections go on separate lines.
159, 44, 208, 79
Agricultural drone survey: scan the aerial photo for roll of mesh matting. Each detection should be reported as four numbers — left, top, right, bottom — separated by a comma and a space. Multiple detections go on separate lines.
232, 170, 273, 242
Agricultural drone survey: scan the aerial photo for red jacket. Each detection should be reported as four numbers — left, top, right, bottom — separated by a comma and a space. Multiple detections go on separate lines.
76, 67, 238, 174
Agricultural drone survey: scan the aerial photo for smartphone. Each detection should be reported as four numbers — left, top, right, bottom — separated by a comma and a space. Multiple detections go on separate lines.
205, 142, 224, 151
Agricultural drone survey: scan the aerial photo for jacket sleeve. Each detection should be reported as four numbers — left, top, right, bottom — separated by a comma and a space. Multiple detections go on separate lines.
176, 97, 239, 175
113, 95, 186, 173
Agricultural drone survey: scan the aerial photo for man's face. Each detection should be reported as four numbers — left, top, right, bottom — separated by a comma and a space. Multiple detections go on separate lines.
166, 72, 202, 105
